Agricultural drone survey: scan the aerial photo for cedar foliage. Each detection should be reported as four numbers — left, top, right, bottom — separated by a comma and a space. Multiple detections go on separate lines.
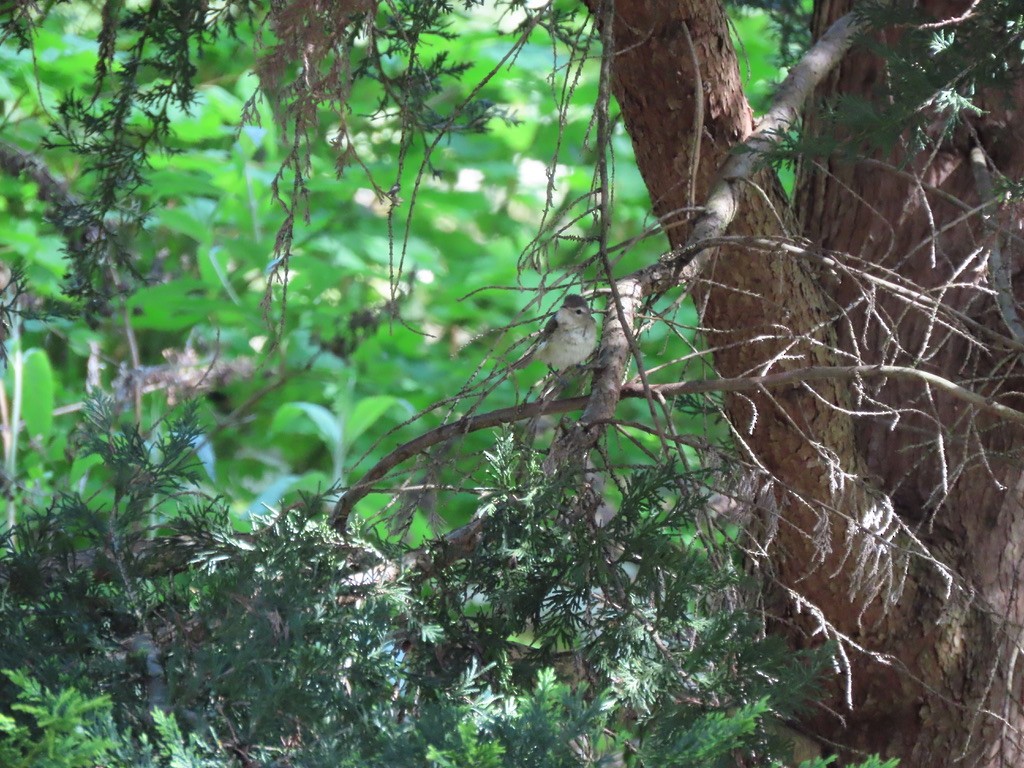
10, 0, 1022, 764
0, 398, 883, 766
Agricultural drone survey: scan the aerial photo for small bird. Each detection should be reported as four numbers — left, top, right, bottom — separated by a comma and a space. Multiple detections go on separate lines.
517, 294, 598, 371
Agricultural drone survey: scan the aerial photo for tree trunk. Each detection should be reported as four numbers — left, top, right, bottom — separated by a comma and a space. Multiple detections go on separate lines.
585, 0, 1024, 764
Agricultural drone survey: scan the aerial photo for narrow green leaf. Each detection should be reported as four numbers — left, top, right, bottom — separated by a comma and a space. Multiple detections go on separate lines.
270, 402, 342, 450
20, 348, 55, 439
346, 395, 406, 443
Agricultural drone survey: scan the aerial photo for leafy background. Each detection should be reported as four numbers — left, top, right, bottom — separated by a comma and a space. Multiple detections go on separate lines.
2, 4, 784, 535
0, 3, 887, 767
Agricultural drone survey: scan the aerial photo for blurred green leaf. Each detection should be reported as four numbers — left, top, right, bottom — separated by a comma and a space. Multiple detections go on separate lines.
19, 349, 55, 440
125, 281, 220, 330
68, 453, 104, 488
271, 402, 342, 451
346, 395, 408, 443
243, 473, 300, 521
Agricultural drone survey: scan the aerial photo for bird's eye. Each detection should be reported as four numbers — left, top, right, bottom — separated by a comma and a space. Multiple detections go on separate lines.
575, 308, 583, 314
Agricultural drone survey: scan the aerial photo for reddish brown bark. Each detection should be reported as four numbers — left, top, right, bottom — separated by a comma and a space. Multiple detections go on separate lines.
585, 0, 1024, 764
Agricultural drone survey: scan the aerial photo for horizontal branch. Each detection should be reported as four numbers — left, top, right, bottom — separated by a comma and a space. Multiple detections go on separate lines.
330, 394, 589, 528
35, 368, 1012, 591
0, 141, 84, 237
335, 363, 1024, 594
0, 140, 112, 247
331, 360, 1024, 528
632, 365, 1024, 426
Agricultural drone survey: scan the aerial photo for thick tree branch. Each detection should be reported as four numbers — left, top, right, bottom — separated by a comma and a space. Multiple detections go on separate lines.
547, 8, 866, 465
676, 10, 864, 281
0, 140, 111, 251
0, 140, 78, 212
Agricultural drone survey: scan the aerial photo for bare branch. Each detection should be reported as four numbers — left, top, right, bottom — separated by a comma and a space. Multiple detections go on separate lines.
675, 10, 864, 284
969, 144, 1024, 343
636, 365, 1024, 427
332, 356, 1024, 526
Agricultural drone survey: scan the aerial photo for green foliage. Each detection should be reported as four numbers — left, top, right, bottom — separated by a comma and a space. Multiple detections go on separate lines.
0, 2, 914, 765
0, 669, 116, 768
0, 400, 875, 766
733, 0, 811, 70
799, 758, 899, 768
0, 0, 678, 532
0, 670, 224, 768
15, 0, 259, 304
